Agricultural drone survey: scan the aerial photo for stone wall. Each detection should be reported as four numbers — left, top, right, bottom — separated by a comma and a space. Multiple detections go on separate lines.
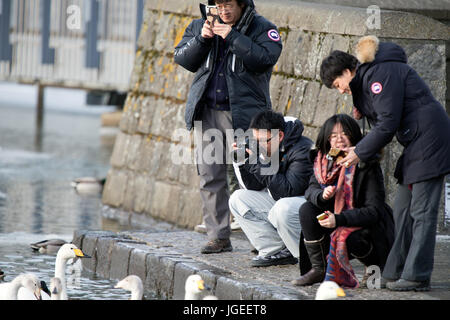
102, 0, 450, 230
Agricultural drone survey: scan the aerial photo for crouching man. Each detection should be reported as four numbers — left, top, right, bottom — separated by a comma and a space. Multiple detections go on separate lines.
229, 111, 313, 267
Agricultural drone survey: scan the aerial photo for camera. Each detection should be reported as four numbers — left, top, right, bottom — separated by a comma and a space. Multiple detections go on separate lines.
231, 137, 251, 163
206, 5, 220, 27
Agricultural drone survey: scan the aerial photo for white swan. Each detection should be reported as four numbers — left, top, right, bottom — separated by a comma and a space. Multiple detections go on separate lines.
0, 274, 42, 300
185, 274, 216, 300
19, 243, 90, 300
115, 275, 144, 300
50, 277, 63, 300
315, 281, 346, 300
30, 239, 68, 254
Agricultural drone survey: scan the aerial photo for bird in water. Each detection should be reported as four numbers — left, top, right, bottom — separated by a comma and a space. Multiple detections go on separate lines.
115, 275, 144, 300
71, 177, 106, 195
30, 239, 68, 254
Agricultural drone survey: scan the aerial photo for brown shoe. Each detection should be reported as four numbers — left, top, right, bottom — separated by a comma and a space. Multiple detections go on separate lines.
201, 239, 233, 254
292, 235, 329, 286
291, 268, 326, 286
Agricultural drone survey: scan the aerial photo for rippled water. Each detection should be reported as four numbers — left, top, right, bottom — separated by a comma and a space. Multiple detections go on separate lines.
0, 84, 142, 300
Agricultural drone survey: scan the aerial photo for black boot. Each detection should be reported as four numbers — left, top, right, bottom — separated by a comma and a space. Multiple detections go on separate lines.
292, 235, 329, 286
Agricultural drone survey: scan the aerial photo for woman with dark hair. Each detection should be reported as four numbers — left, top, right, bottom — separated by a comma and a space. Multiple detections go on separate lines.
291, 114, 395, 288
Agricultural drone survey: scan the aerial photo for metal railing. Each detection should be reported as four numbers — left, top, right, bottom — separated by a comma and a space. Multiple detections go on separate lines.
0, 0, 145, 91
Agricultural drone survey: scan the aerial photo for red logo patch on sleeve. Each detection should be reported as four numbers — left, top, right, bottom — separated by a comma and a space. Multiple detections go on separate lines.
267, 29, 280, 42
371, 82, 383, 94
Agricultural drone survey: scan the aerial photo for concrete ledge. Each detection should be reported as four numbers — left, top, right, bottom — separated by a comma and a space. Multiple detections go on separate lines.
72, 229, 450, 300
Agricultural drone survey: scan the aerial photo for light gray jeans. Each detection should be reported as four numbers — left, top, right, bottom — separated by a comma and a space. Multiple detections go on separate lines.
229, 189, 306, 258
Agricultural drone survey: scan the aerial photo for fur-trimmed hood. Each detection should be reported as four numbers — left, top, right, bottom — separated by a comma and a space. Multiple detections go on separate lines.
355, 35, 407, 65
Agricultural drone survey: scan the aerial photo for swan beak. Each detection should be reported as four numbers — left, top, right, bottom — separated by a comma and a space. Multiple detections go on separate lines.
73, 248, 91, 258
336, 287, 346, 297
197, 280, 205, 291
34, 287, 42, 300
197, 280, 211, 291
52, 287, 59, 295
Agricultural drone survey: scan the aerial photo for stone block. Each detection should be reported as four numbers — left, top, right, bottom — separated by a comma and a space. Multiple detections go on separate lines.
137, 96, 157, 134
172, 261, 199, 300
102, 169, 128, 208
299, 81, 321, 125
133, 174, 155, 214
285, 79, 308, 119
71, 230, 88, 249
95, 237, 117, 279
122, 171, 137, 212
215, 276, 246, 300
145, 254, 176, 300
150, 100, 184, 140
313, 84, 340, 127
150, 182, 182, 223
78, 234, 98, 273
109, 131, 130, 168
176, 188, 202, 229
109, 243, 132, 280
128, 248, 148, 284
126, 134, 144, 171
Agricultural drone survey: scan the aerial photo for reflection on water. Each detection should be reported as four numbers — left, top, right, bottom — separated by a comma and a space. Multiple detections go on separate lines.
0, 85, 144, 299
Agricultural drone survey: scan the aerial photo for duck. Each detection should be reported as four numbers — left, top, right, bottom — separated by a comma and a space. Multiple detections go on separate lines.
71, 177, 106, 195
184, 274, 216, 300
18, 243, 90, 300
0, 274, 42, 300
30, 239, 68, 254
315, 281, 346, 300
50, 277, 63, 300
115, 275, 144, 300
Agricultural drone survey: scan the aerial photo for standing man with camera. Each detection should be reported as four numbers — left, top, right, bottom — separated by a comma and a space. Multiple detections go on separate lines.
174, 0, 283, 254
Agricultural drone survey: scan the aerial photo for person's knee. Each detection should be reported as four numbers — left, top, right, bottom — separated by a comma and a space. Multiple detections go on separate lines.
299, 201, 318, 225
269, 198, 299, 226
228, 189, 249, 216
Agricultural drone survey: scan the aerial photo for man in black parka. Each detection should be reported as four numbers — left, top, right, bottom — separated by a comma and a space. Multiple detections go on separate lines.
174, 0, 282, 254
320, 35, 450, 291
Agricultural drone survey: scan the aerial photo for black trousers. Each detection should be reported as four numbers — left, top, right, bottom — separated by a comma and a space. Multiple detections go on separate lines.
299, 201, 380, 266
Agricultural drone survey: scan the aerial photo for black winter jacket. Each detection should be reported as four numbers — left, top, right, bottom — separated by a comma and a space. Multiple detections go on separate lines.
350, 37, 450, 185
300, 154, 395, 273
174, 0, 282, 131
236, 119, 313, 201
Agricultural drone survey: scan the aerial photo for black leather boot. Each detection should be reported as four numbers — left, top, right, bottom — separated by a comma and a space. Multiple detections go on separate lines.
291, 235, 329, 286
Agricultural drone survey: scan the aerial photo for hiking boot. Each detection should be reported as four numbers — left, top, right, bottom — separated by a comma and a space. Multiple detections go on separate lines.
251, 248, 297, 267
386, 279, 431, 292
200, 239, 233, 254
291, 235, 329, 286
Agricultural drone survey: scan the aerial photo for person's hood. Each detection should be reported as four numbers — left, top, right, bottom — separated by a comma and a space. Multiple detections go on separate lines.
281, 119, 305, 151
351, 35, 407, 90
355, 35, 407, 66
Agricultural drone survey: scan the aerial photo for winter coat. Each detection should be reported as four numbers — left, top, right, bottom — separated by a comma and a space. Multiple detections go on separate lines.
235, 119, 314, 201
350, 35, 450, 185
299, 153, 395, 274
174, 0, 283, 131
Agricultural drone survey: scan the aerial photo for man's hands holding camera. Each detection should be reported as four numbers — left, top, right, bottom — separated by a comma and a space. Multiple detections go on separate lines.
202, 21, 232, 40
